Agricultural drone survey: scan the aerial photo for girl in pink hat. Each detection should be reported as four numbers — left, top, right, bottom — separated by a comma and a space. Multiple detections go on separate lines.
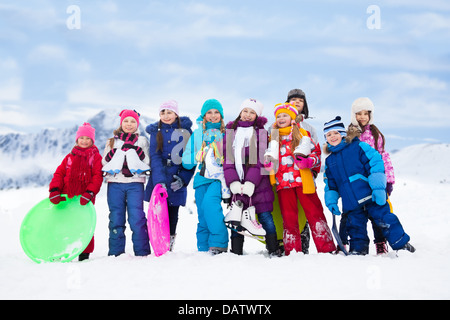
49, 122, 103, 261
102, 109, 151, 257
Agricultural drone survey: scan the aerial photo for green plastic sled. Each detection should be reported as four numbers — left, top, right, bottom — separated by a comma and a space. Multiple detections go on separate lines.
20, 195, 96, 263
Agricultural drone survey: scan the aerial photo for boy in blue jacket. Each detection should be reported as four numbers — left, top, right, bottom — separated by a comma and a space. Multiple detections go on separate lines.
323, 116, 415, 255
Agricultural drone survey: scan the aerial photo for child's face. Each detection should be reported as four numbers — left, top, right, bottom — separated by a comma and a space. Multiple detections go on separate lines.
77, 136, 93, 149
122, 116, 138, 133
289, 97, 304, 114
240, 108, 257, 122
204, 109, 221, 123
276, 112, 292, 128
326, 131, 342, 146
160, 109, 177, 125
355, 110, 370, 127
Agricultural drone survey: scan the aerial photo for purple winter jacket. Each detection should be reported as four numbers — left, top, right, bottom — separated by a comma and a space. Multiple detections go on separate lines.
223, 117, 274, 214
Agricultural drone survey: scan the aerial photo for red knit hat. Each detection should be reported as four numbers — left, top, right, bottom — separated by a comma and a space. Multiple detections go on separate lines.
75, 122, 95, 144
120, 109, 140, 127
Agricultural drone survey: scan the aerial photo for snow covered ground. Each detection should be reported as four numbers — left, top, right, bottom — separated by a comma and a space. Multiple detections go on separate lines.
1, 144, 449, 300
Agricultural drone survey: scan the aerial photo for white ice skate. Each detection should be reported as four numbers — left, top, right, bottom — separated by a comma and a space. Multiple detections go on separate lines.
241, 206, 266, 237
224, 200, 244, 227
293, 136, 313, 158
102, 149, 126, 174
125, 149, 150, 174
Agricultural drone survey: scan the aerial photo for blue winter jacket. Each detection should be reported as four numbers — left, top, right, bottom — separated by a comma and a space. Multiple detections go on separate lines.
324, 137, 387, 213
144, 116, 195, 206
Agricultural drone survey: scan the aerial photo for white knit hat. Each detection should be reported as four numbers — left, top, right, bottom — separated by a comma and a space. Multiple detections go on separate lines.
351, 97, 374, 127
239, 98, 264, 117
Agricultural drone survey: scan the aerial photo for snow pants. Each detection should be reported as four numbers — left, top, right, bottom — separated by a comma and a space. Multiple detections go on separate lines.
346, 201, 410, 254
194, 180, 228, 252
278, 186, 336, 255
107, 182, 151, 256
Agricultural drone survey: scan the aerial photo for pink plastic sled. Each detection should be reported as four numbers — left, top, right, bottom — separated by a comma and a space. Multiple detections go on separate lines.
147, 184, 171, 257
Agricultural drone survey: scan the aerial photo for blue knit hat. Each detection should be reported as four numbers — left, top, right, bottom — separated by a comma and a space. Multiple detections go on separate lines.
324, 116, 347, 139
200, 99, 224, 119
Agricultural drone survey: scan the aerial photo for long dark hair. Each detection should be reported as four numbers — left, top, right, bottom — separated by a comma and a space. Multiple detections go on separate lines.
156, 117, 181, 152
358, 120, 385, 152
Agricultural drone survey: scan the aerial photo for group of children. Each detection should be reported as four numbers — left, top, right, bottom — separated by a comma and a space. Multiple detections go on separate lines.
48, 89, 415, 260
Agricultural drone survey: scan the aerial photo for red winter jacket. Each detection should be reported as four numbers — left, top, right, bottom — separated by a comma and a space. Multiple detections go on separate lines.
49, 145, 103, 203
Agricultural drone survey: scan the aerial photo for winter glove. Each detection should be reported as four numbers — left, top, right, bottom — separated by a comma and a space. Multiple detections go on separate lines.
229, 181, 243, 195
386, 183, 393, 196
294, 156, 314, 169
80, 191, 94, 206
372, 189, 387, 206
49, 188, 66, 205
170, 175, 184, 192
242, 181, 255, 197
327, 203, 341, 216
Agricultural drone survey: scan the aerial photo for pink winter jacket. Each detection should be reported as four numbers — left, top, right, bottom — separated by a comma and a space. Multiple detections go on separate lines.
360, 125, 395, 184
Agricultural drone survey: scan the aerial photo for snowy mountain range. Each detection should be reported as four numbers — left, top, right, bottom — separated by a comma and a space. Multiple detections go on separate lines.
0, 109, 156, 190
1, 108, 448, 190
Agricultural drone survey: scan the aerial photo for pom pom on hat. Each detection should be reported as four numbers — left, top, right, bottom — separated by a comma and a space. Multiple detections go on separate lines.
76, 122, 96, 144
323, 116, 347, 139
239, 98, 264, 117
120, 109, 140, 127
274, 102, 298, 120
159, 100, 179, 116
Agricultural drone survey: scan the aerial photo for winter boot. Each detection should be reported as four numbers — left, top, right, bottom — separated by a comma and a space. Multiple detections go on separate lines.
78, 253, 90, 261
230, 236, 244, 255
125, 149, 150, 174
170, 234, 176, 252
399, 242, 416, 253
224, 200, 244, 227
375, 241, 388, 255
240, 206, 266, 237
300, 221, 310, 254
102, 149, 125, 174
209, 247, 227, 255
265, 233, 282, 257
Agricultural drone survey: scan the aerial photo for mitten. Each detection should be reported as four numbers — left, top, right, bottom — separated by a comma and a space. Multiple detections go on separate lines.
295, 156, 314, 169
229, 181, 242, 195
80, 191, 94, 206
325, 189, 340, 215
170, 175, 184, 192
242, 181, 255, 197
372, 189, 387, 206
327, 203, 341, 216
49, 188, 66, 205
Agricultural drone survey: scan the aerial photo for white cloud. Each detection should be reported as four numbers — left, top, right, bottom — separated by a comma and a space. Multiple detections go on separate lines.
27, 44, 68, 63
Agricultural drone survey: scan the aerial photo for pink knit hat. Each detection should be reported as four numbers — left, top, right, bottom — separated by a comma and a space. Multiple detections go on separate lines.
76, 122, 96, 144
159, 100, 179, 116
120, 109, 140, 127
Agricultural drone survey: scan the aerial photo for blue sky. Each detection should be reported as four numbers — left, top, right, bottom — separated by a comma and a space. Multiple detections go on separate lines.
1, 0, 449, 150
